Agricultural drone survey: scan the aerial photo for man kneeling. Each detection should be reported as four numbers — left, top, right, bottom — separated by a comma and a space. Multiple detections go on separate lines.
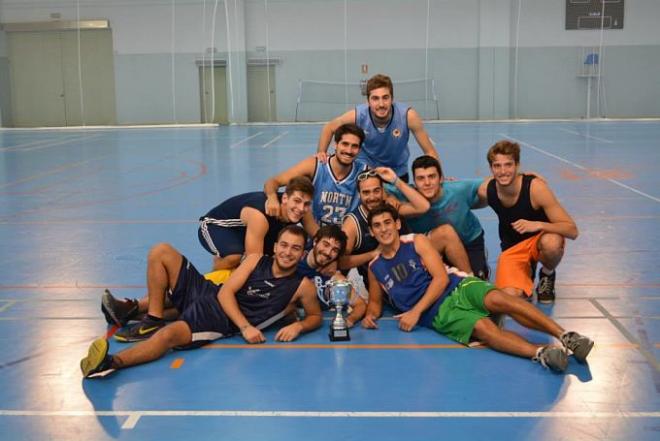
81, 225, 321, 378
362, 203, 593, 372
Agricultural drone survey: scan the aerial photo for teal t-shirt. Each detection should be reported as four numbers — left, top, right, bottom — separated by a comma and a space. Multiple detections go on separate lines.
389, 179, 484, 244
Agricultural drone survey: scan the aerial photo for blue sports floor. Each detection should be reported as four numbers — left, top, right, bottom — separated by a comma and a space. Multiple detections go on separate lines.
0, 120, 658, 440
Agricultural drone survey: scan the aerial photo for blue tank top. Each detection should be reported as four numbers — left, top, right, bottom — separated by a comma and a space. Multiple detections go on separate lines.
368, 235, 462, 327
355, 102, 411, 176
200, 191, 291, 255
234, 255, 304, 327
312, 156, 368, 226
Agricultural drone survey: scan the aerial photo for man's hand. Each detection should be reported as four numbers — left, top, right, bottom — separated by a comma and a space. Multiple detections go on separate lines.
511, 219, 542, 235
394, 310, 421, 332
275, 322, 303, 342
241, 325, 266, 344
316, 151, 329, 163
361, 314, 379, 329
375, 166, 398, 184
265, 195, 281, 217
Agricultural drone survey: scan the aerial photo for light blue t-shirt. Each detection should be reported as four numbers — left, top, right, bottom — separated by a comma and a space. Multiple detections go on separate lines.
389, 179, 484, 244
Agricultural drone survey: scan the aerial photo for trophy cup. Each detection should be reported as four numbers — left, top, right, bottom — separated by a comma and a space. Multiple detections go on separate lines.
325, 279, 352, 341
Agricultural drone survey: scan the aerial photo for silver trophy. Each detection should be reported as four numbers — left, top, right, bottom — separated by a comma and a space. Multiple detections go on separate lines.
325, 279, 352, 341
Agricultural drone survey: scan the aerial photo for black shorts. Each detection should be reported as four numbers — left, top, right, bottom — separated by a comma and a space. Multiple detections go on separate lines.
170, 257, 236, 342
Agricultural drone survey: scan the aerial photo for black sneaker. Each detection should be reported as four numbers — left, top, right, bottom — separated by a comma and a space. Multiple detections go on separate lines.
81, 338, 115, 378
561, 331, 594, 363
114, 316, 166, 342
101, 289, 139, 327
536, 270, 556, 304
533, 346, 568, 372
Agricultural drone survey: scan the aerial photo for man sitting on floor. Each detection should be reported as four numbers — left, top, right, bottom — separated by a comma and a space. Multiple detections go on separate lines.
81, 225, 321, 379
362, 203, 593, 373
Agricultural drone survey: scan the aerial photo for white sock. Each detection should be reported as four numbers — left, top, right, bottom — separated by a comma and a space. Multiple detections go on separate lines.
541, 267, 554, 276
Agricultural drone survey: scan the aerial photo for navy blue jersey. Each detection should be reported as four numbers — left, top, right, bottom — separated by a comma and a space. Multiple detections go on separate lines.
369, 235, 462, 327
199, 191, 291, 256
355, 102, 411, 176
297, 251, 333, 309
345, 204, 410, 256
235, 255, 304, 327
312, 155, 368, 226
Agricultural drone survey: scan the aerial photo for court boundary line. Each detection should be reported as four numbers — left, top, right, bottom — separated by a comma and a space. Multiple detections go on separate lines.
557, 127, 613, 143
0, 409, 658, 431
498, 134, 660, 203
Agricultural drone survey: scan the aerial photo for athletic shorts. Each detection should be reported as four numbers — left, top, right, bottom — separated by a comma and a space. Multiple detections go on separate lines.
169, 257, 235, 342
431, 277, 497, 345
198, 219, 246, 257
464, 232, 489, 280
495, 233, 541, 296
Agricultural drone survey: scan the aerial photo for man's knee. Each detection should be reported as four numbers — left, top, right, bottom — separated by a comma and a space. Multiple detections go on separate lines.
471, 317, 498, 341
155, 321, 192, 348
538, 233, 564, 256
429, 224, 461, 252
148, 242, 177, 262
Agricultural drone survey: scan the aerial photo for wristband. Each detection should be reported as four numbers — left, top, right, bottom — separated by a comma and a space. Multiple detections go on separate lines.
392, 176, 399, 186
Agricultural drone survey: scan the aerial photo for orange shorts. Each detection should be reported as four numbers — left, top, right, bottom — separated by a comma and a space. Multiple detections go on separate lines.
495, 234, 542, 296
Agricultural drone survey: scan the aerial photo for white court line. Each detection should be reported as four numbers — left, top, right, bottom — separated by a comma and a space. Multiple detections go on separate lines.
0, 409, 658, 431
499, 134, 660, 204
0, 134, 94, 153
229, 132, 263, 149
558, 127, 613, 144
262, 131, 289, 148
121, 413, 141, 429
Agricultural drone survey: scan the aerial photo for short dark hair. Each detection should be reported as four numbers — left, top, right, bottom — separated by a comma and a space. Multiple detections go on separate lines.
285, 175, 314, 197
314, 225, 348, 257
367, 202, 399, 227
334, 123, 365, 146
487, 140, 520, 165
366, 74, 393, 98
277, 224, 307, 244
412, 155, 443, 180
356, 169, 384, 192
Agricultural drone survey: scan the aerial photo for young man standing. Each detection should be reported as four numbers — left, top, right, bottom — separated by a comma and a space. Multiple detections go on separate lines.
81, 226, 322, 378
478, 141, 578, 303
317, 74, 438, 182
199, 176, 314, 270
264, 123, 368, 228
363, 204, 592, 373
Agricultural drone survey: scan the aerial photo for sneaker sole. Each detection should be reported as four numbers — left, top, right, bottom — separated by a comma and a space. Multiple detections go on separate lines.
80, 338, 109, 377
537, 297, 555, 304
572, 340, 594, 363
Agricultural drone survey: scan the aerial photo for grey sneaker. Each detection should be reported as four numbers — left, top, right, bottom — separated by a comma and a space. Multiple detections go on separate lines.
533, 346, 568, 372
101, 289, 139, 327
536, 270, 556, 304
561, 331, 594, 363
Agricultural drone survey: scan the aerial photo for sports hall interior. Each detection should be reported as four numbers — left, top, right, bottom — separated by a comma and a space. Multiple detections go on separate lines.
0, 1, 658, 440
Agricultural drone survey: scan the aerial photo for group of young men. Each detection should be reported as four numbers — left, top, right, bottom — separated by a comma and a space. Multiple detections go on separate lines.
81, 74, 593, 379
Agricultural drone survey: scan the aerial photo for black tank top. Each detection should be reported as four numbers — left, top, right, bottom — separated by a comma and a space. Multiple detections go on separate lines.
234, 255, 303, 328
487, 174, 549, 251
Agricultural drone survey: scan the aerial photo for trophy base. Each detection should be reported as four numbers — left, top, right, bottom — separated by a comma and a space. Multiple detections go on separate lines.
329, 327, 350, 342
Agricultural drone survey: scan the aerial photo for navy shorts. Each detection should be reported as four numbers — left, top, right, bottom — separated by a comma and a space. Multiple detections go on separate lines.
198, 219, 246, 257
170, 257, 236, 342
465, 232, 489, 280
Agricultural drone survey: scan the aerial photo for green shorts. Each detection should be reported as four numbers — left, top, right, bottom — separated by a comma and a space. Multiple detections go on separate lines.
431, 277, 497, 345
